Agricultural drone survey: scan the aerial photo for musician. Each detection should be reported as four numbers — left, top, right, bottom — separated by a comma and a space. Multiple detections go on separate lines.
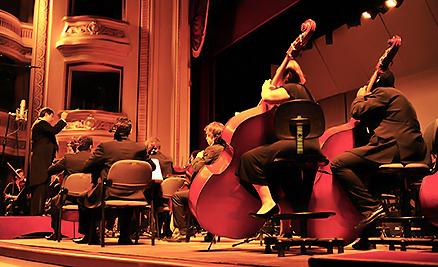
145, 137, 174, 178
235, 59, 322, 236
75, 117, 156, 245
165, 121, 225, 242
3, 169, 28, 215
29, 107, 68, 216
331, 69, 428, 249
45, 135, 93, 240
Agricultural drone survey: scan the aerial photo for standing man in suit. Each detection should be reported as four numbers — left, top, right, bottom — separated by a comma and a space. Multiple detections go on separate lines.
29, 107, 68, 216
75, 117, 155, 245
45, 135, 93, 240
331, 70, 428, 249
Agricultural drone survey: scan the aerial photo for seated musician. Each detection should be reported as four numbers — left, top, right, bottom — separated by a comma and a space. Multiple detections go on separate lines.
3, 169, 28, 216
165, 121, 225, 242
235, 59, 323, 237
44, 135, 93, 240
144, 137, 175, 237
330, 69, 428, 250
145, 137, 175, 178
75, 117, 155, 245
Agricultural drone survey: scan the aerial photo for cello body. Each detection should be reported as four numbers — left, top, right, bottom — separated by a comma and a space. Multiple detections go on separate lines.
188, 103, 276, 238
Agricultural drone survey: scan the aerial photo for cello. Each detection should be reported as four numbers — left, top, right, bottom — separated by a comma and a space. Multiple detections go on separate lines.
305, 35, 402, 245
188, 19, 316, 239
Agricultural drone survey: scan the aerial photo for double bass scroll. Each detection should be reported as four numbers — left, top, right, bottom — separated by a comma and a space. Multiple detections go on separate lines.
364, 35, 401, 94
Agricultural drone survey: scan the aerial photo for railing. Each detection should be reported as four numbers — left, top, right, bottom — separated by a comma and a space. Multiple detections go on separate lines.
0, 10, 33, 40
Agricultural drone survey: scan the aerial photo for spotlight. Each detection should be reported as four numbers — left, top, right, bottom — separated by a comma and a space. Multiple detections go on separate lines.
362, 11, 372, 19
386, 0, 397, 8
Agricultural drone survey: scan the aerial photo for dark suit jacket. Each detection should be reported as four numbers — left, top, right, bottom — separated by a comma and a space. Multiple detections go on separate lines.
81, 137, 156, 207
29, 119, 67, 187
349, 87, 427, 164
150, 151, 174, 178
47, 150, 92, 177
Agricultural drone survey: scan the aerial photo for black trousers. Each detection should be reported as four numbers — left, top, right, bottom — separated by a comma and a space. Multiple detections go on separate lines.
30, 182, 49, 216
171, 189, 189, 235
331, 152, 381, 216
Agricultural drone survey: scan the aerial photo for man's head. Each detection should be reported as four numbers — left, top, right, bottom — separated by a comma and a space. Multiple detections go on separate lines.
373, 69, 395, 89
111, 117, 132, 140
77, 135, 93, 151
145, 137, 161, 155
204, 121, 225, 146
39, 107, 55, 123
283, 60, 306, 85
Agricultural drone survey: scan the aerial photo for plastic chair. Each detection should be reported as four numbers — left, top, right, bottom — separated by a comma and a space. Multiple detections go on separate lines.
56, 173, 92, 241
100, 160, 153, 247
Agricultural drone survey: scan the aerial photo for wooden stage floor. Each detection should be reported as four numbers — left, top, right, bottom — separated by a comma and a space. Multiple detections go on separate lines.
1, 233, 438, 267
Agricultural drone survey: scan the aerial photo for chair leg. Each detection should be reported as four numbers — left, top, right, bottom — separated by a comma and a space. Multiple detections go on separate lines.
57, 207, 62, 242
134, 208, 140, 244
100, 206, 105, 247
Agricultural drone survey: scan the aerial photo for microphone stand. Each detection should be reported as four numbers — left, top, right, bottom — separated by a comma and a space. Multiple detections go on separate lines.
0, 107, 27, 178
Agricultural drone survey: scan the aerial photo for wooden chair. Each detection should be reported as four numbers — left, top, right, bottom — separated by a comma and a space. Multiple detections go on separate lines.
99, 160, 153, 247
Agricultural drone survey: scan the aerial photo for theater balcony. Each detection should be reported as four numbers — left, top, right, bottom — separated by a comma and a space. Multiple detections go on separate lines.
56, 16, 131, 58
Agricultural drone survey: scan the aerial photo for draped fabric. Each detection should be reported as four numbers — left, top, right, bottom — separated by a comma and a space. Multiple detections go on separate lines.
190, 0, 210, 58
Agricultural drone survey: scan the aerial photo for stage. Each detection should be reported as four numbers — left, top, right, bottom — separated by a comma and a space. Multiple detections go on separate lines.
0, 216, 438, 266
1, 233, 438, 266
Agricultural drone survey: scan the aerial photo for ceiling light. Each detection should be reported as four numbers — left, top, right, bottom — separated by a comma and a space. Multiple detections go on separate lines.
386, 0, 397, 8
362, 11, 372, 19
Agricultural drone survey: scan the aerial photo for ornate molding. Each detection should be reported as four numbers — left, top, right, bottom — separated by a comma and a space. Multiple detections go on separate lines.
56, 16, 131, 58
64, 20, 125, 38
31, 0, 49, 121
0, 36, 32, 57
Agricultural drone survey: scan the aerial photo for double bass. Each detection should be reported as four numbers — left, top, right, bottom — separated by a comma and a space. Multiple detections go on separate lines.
188, 19, 316, 239
305, 35, 402, 245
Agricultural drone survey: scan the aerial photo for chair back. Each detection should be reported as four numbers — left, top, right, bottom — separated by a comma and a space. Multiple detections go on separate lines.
160, 176, 189, 199
61, 173, 92, 196
274, 99, 325, 140
107, 160, 153, 191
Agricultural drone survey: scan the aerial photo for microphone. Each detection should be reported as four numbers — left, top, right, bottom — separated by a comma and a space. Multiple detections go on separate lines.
16, 99, 27, 121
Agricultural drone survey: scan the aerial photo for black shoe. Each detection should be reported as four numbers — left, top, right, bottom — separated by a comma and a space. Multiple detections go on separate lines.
45, 233, 57, 241
249, 205, 279, 219
73, 235, 100, 245
118, 236, 133, 245
352, 239, 376, 250
355, 206, 386, 230
164, 233, 187, 242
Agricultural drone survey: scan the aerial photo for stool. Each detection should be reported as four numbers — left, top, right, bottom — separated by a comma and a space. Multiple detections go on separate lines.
378, 163, 430, 237
368, 163, 438, 251
264, 212, 344, 256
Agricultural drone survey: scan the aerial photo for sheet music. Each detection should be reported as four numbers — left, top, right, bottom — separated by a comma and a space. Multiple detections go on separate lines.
151, 158, 163, 181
